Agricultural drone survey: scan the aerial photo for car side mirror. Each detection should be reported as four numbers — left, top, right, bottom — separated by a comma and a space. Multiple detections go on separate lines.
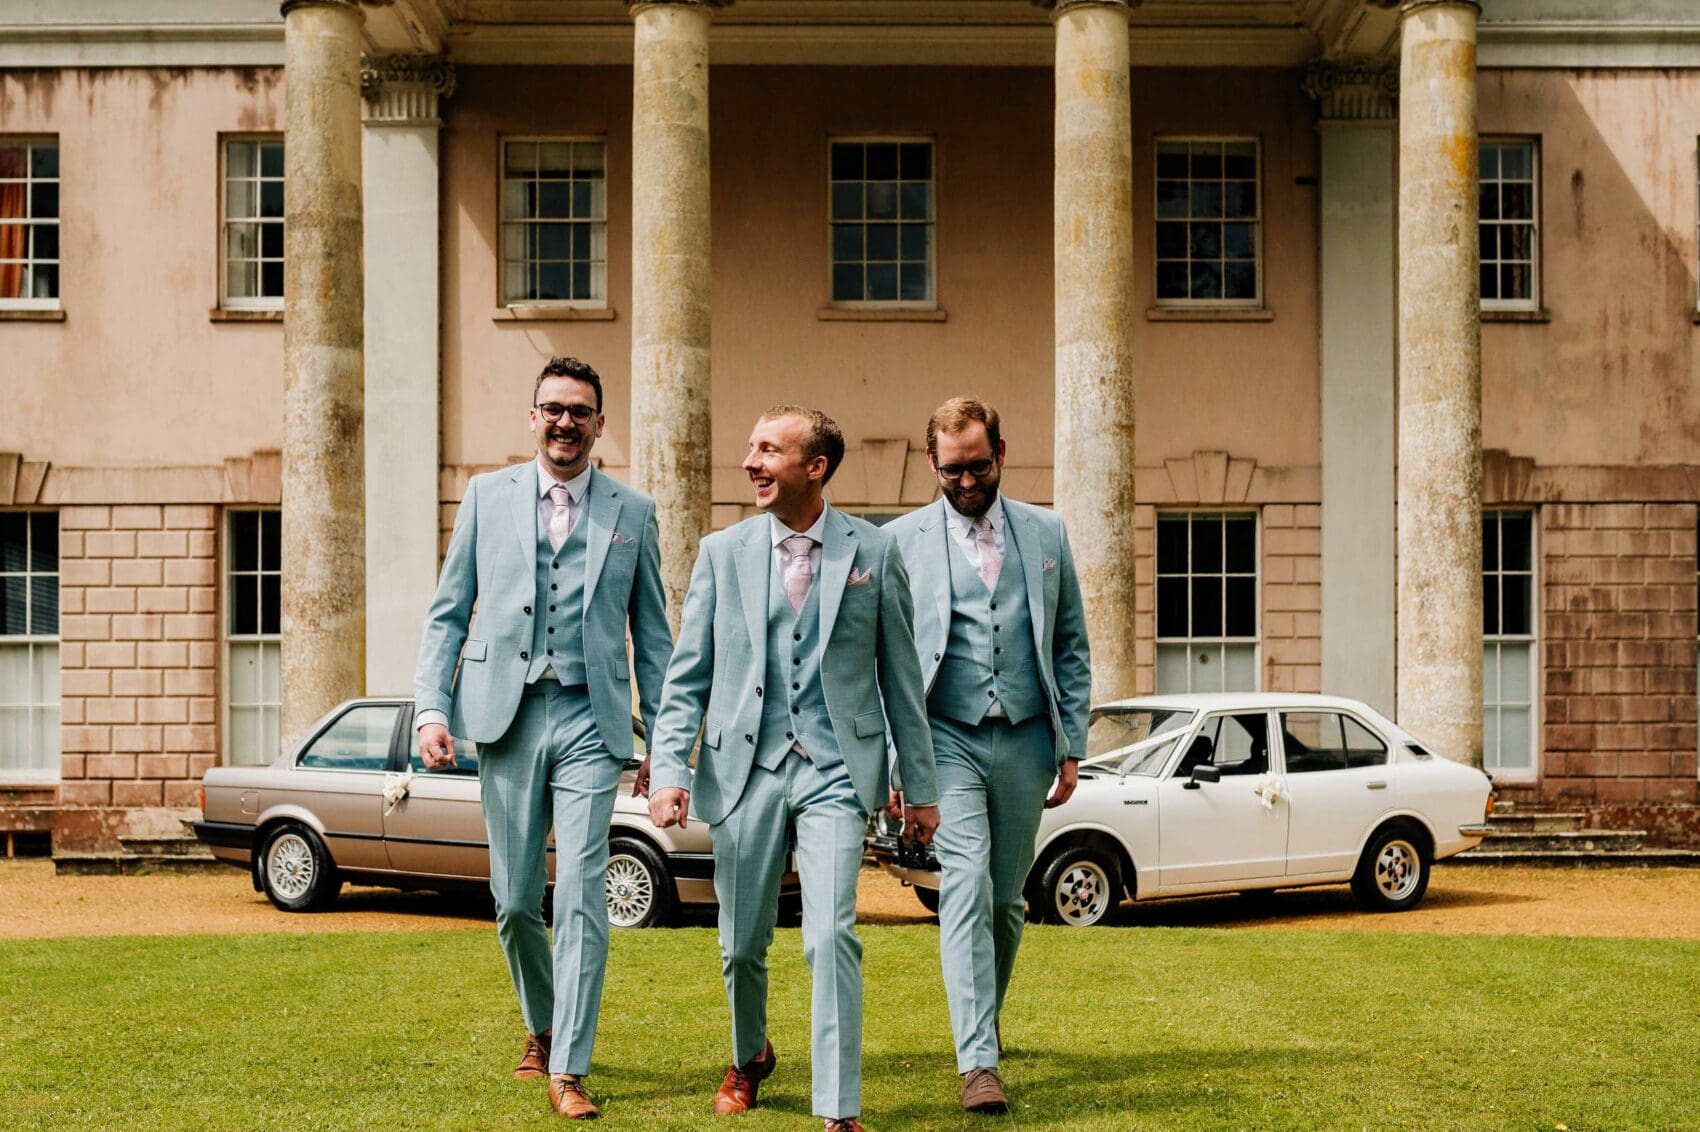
1184, 764, 1222, 790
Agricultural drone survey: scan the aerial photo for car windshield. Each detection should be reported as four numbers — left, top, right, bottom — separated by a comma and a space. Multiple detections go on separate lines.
1081, 708, 1196, 776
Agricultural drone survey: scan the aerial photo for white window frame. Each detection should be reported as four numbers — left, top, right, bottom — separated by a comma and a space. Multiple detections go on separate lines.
224, 509, 282, 767
1483, 508, 1539, 782
498, 135, 609, 310
1155, 510, 1261, 694
1479, 137, 1541, 313
219, 135, 285, 312
0, 509, 60, 782
1152, 135, 1263, 309
0, 137, 62, 312
826, 135, 937, 311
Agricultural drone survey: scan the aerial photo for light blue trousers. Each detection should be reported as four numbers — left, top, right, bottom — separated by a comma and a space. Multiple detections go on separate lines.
479, 680, 623, 1076
930, 712, 1055, 1073
710, 752, 868, 1119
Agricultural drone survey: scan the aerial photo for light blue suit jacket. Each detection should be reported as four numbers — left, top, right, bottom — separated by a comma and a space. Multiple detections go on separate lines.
413, 463, 673, 751
647, 505, 938, 825
885, 495, 1092, 765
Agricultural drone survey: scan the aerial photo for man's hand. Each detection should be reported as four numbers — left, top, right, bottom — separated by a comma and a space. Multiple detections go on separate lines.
632, 754, 653, 798
418, 723, 456, 770
1045, 759, 1079, 809
903, 802, 940, 845
649, 786, 690, 829
885, 788, 904, 820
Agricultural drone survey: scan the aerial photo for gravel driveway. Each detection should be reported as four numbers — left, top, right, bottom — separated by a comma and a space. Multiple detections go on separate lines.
3, 859, 1698, 941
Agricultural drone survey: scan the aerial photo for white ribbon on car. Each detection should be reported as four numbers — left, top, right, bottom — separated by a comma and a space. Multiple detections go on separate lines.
1252, 774, 1289, 812
1078, 728, 1190, 774
382, 768, 414, 814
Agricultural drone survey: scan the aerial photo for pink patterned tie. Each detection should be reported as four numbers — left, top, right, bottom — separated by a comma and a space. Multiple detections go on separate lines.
974, 515, 1001, 591
781, 534, 815, 613
548, 483, 573, 552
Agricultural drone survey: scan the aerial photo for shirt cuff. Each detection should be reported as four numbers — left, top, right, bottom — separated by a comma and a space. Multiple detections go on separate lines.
415, 709, 449, 732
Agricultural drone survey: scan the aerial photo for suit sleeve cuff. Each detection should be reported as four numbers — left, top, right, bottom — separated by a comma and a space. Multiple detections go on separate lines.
414, 709, 449, 732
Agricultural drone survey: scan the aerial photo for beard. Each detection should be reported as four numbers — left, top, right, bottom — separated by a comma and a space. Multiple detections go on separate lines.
941, 474, 998, 518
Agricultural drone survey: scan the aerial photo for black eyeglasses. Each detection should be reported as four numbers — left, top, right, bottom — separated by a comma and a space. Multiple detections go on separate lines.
936, 460, 996, 481
535, 402, 598, 425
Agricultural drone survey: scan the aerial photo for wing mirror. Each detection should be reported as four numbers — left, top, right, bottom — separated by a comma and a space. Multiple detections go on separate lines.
1184, 764, 1221, 790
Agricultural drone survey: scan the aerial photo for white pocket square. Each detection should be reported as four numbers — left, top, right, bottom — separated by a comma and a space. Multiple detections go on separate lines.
1042, 558, 1057, 571
610, 531, 633, 545
846, 567, 874, 588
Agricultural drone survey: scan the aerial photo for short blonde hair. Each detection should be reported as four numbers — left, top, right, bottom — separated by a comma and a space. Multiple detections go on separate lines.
926, 397, 1001, 459
759, 404, 846, 484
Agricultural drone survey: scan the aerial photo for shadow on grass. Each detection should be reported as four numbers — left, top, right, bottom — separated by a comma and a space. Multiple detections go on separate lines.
1104, 882, 1537, 929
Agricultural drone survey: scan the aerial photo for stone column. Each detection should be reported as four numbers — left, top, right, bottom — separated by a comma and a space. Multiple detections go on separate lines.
1389, 0, 1484, 766
360, 56, 454, 695
280, 0, 365, 748
628, 0, 727, 631
1306, 59, 1398, 718
1048, 0, 1138, 702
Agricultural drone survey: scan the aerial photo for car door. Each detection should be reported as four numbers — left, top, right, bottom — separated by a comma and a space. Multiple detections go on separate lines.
1277, 710, 1395, 878
1155, 710, 1288, 891
286, 702, 403, 872
381, 709, 493, 880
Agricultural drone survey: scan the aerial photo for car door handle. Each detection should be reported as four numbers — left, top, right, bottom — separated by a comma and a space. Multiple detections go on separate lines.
1366, 781, 1388, 790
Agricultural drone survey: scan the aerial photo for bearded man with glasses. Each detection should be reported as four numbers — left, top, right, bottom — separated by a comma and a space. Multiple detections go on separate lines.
413, 355, 673, 1119
883, 397, 1092, 1115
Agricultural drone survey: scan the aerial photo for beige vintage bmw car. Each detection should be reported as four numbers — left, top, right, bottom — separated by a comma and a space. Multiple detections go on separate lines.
195, 697, 799, 927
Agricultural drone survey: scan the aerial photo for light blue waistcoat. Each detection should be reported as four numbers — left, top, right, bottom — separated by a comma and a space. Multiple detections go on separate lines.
526, 509, 589, 686
756, 557, 842, 771
928, 528, 1045, 726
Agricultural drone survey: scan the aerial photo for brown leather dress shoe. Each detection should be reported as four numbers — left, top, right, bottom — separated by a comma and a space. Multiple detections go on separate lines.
515, 1031, 553, 1080
712, 1040, 776, 1115
823, 1119, 864, 1131
961, 1066, 1009, 1114
548, 1074, 600, 1120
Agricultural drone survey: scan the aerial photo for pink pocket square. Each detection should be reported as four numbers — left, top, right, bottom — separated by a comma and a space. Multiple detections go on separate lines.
1042, 558, 1057, 571
610, 532, 633, 545
846, 567, 874, 588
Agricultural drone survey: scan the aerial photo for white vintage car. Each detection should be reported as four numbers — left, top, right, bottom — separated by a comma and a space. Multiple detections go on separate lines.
868, 693, 1495, 926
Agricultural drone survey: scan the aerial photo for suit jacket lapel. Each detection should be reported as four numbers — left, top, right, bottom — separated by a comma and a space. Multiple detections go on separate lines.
580, 468, 624, 608
736, 521, 771, 664
510, 463, 537, 562
1008, 499, 1049, 656
817, 506, 856, 644
925, 499, 953, 635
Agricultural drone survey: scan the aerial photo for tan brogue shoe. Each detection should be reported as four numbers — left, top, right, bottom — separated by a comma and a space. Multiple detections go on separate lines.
961, 1067, 1009, 1115
515, 1031, 553, 1080
712, 1040, 776, 1115
548, 1074, 600, 1120
823, 1119, 864, 1131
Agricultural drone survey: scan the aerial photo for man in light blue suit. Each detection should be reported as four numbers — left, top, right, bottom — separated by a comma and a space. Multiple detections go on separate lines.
885, 397, 1091, 1115
646, 406, 939, 1132
413, 356, 673, 1120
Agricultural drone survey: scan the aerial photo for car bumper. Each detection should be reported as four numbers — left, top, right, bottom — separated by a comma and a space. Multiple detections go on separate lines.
194, 819, 256, 852
1457, 823, 1495, 836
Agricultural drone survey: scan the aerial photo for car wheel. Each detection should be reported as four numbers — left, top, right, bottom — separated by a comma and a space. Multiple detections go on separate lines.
1351, 827, 1430, 912
1034, 845, 1119, 927
914, 885, 940, 914
605, 837, 677, 929
258, 822, 341, 912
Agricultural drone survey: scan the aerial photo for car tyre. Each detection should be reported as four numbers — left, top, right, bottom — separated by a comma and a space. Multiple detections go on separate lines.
1351, 826, 1430, 912
605, 837, 677, 929
258, 822, 341, 912
913, 885, 940, 914
1033, 845, 1119, 927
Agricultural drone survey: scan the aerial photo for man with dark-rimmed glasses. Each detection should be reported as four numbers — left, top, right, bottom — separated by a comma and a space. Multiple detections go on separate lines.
413, 356, 673, 1119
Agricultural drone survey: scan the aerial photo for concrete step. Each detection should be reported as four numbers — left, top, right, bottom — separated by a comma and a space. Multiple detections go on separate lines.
119, 834, 215, 858
1467, 829, 1648, 854
1446, 849, 1700, 868
1484, 811, 1589, 835
54, 850, 229, 876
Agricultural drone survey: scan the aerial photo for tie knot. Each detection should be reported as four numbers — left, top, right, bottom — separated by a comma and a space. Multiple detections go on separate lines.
782, 534, 814, 558
973, 515, 993, 535
549, 483, 570, 506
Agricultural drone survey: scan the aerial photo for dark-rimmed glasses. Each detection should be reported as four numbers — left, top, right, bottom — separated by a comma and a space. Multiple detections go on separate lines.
535, 402, 598, 425
936, 460, 996, 481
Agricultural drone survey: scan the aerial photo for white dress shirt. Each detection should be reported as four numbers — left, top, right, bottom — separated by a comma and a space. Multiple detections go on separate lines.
941, 492, 1006, 575
769, 510, 826, 585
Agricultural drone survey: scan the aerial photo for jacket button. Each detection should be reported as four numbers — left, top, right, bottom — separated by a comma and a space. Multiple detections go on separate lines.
794, 633, 802, 642
792, 682, 800, 691
933, 653, 941, 661
551, 584, 558, 591
786, 731, 795, 741
993, 625, 1001, 632
793, 657, 801, 666
549, 605, 557, 612
547, 649, 554, 656
994, 647, 1002, 655
744, 734, 754, 744
755, 686, 763, 697
991, 602, 998, 610
792, 706, 800, 714
987, 690, 995, 698
521, 651, 529, 660
524, 606, 532, 614
547, 627, 554, 635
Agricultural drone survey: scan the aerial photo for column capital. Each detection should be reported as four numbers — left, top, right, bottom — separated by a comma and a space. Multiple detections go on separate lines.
361, 53, 456, 124
1033, 0, 1139, 15
1304, 57, 1398, 122
627, 0, 733, 16
280, 0, 362, 16
1365, 0, 1481, 15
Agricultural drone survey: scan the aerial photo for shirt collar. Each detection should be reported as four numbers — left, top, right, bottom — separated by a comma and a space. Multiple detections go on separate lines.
537, 457, 593, 505
769, 507, 828, 548
941, 492, 1003, 538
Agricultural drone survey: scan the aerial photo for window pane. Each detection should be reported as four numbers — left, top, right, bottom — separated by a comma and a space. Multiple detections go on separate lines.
1496, 704, 1532, 769
261, 641, 281, 700
831, 182, 862, 221
1189, 182, 1222, 218
1479, 225, 1498, 260
1224, 181, 1256, 219
29, 513, 56, 571
1189, 222, 1221, 259
1222, 644, 1257, 692
229, 706, 260, 765
830, 142, 862, 181
1500, 574, 1531, 636
1342, 717, 1387, 768
30, 264, 57, 298
1224, 262, 1257, 300
1482, 643, 1499, 701
1478, 183, 1499, 221
258, 181, 282, 219
1, 576, 23, 635
1156, 518, 1188, 575
30, 182, 57, 219
571, 262, 590, 299
260, 222, 282, 259
867, 183, 897, 221
538, 142, 574, 176
1156, 221, 1187, 259
1188, 262, 1221, 299
260, 575, 281, 636
1483, 576, 1500, 634
1155, 144, 1188, 179
898, 142, 931, 180
504, 141, 537, 173
1282, 712, 1347, 774
1191, 577, 1222, 637
1190, 517, 1222, 573
571, 181, 593, 219
1225, 576, 1255, 638
231, 511, 258, 570
261, 511, 281, 569
1223, 144, 1256, 180
29, 577, 57, 636
867, 224, 897, 261
899, 224, 928, 261
832, 263, 862, 302
831, 224, 862, 261
0, 707, 28, 769
1189, 145, 1222, 179
1502, 223, 1532, 261
1482, 516, 1500, 571
538, 182, 572, 218
538, 262, 571, 300
1223, 223, 1255, 260
0, 512, 23, 570
1500, 642, 1531, 703
1478, 263, 1498, 301
1155, 644, 1189, 694
866, 143, 898, 181
899, 262, 928, 302
1156, 181, 1188, 219
231, 574, 258, 635
537, 224, 571, 260
226, 180, 256, 220
1157, 577, 1187, 638
899, 182, 930, 221
1501, 513, 1532, 571
31, 223, 58, 261
501, 179, 529, 220
228, 141, 257, 179
31, 145, 59, 179
1224, 517, 1256, 573
230, 641, 260, 704
260, 262, 283, 298
226, 222, 257, 261
866, 262, 897, 300
1501, 263, 1530, 300
1156, 261, 1188, 299
260, 143, 284, 178
298, 704, 398, 771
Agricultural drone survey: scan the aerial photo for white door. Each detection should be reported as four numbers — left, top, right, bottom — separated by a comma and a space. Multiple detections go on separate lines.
1277, 711, 1394, 878
1155, 711, 1288, 890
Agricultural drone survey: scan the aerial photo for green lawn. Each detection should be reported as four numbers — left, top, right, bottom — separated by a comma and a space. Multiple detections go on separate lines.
3, 924, 1697, 1130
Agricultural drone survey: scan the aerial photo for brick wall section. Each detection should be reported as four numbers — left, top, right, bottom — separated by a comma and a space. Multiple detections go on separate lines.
1538, 502, 1699, 812
1261, 504, 1323, 693
57, 505, 219, 811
